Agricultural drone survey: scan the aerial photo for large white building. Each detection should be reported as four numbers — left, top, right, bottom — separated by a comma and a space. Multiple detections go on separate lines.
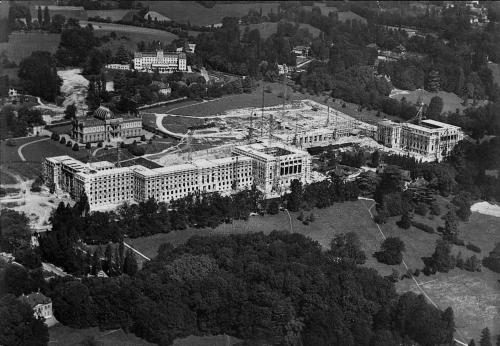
43, 142, 311, 210
233, 140, 311, 196
133, 50, 187, 73
376, 119, 464, 160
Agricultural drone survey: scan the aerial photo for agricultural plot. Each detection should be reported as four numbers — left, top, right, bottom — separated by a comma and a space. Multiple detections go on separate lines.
0, 32, 60, 64
81, 21, 178, 47
142, 1, 280, 26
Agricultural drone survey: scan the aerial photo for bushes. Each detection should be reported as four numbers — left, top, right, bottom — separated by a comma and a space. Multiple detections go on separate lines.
85, 142, 91, 149
414, 203, 429, 216
482, 243, 500, 273
66, 140, 72, 147
30, 176, 43, 192
466, 242, 481, 253
396, 212, 411, 229
374, 237, 405, 265
127, 143, 146, 156
411, 221, 434, 233
60, 137, 66, 144
72, 143, 79, 151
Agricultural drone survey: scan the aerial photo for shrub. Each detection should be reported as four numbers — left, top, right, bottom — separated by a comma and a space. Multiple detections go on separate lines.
396, 212, 411, 229
141, 134, 147, 141
483, 242, 500, 273
72, 143, 79, 151
466, 242, 481, 253
66, 140, 72, 147
413, 269, 420, 277
414, 203, 429, 216
127, 143, 146, 156
452, 238, 465, 246
85, 142, 91, 149
60, 137, 66, 144
374, 237, 405, 265
411, 221, 434, 233
97, 141, 103, 148
430, 203, 441, 216
302, 220, 310, 225
297, 211, 304, 221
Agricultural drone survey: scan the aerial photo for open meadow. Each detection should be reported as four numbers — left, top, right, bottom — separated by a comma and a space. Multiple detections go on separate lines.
49, 325, 154, 346
389, 88, 484, 114
0, 32, 60, 64
126, 197, 500, 344
142, 1, 280, 26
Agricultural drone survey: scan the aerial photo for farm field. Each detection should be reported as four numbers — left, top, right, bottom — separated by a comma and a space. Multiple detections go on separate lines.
87, 9, 136, 21
81, 21, 178, 54
242, 21, 321, 39
49, 325, 154, 346
0, 32, 61, 64
142, 1, 279, 26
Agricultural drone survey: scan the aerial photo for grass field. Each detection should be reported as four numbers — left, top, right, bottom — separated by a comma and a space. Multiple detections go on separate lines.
390, 88, 476, 114
161, 115, 205, 133
49, 325, 154, 346
488, 62, 500, 87
87, 9, 136, 21
151, 83, 294, 117
0, 136, 88, 180
82, 21, 178, 47
242, 22, 321, 39
0, 32, 61, 64
0, 171, 18, 185
142, 1, 279, 26
126, 198, 500, 343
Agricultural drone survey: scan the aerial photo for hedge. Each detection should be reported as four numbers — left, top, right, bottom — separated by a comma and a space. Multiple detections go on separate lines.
411, 221, 434, 234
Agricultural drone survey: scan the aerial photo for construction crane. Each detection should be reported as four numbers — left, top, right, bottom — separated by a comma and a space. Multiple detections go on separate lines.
260, 85, 265, 137
116, 142, 122, 167
247, 108, 255, 143
186, 130, 194, 162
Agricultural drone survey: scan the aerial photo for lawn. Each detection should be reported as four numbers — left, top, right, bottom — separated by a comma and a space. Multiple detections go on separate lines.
126, 197, 500, 343
82, 21, 178, 50
153, 84, 294, 117
0, 32, 61, 64
389, 88, 482, 114
488, 62, 500, 87
49, 325, 154, 346
161, 115, 204, 133
0, 171, 18, 185
0, 137, 88, 180
142, 1, 280, 26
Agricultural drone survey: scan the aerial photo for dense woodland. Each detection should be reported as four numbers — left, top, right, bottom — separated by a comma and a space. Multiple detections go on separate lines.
2, 231, 457, 346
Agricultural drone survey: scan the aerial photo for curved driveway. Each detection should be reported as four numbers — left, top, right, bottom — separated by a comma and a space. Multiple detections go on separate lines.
17, 137, 50, 161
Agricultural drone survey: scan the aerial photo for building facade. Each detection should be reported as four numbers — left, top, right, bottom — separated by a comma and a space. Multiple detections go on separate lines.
133, 50, 187, 73
233, 140, 311, 196
44, 142, 311, 210
19, 292, 56, 326
72, 106, 142, 144
376, 119, 464, 160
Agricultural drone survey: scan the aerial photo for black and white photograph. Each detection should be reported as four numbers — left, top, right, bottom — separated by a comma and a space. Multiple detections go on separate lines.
0, 0, 499, 345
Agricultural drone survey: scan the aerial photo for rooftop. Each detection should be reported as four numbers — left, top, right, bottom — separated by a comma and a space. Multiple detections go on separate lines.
19, 292, 51, 308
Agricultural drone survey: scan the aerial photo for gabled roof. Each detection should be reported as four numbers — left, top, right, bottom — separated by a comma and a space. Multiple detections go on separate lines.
19, 292, 51, 308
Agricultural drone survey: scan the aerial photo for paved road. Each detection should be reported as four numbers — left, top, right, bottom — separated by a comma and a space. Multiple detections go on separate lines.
17, 137, 50, 161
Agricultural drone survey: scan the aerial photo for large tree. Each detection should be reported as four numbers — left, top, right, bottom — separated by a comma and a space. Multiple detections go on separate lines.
0, 294, 49, 346
18, 51, 62, 102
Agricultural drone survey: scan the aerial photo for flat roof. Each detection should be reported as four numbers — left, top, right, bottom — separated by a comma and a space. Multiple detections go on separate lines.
421, 119, 461, 130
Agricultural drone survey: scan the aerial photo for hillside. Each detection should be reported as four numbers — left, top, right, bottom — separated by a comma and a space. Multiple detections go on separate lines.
141, 1, 280, 26
242, 21, 322, 39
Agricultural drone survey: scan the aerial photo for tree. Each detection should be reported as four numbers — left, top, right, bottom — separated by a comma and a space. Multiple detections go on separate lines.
479, 327, 492, 346
51, 14, 65, 33
328, 232, 366, 264
64, 104, 77, 119
396, 212, 411, 229
37, 6, 42, 26
470, 340, 477, 346
287, 179, 302, 212
0, 294, 49, 346
425, 239, 455, 273
371, 150, 380, 167
375, 237, 405, 265
18, 51, 61, 102
43, 6, 50, 29
427, 96, 443, 119
51, 281, 96, 327
0, 209, 31, 253
72, 143, 79, 151
267, 200, 279, 215
123, 249, 138, 276
443, 208, 459, 241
